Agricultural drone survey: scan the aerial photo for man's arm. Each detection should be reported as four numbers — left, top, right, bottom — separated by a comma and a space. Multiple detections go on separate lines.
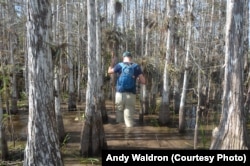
138, 74, 146, 84
108, 53, 116, 74
108, 66, 115, 74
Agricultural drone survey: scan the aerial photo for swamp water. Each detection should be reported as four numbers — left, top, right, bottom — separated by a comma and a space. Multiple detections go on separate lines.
4, 102, 234, 165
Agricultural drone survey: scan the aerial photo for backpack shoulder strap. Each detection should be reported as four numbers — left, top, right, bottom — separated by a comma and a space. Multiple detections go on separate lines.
119, 62, 126, 68
131, 63, 137, 68
120, 62, 136, 67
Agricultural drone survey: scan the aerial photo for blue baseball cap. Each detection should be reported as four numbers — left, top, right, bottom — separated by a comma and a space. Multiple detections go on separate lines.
122, 51, 132, 57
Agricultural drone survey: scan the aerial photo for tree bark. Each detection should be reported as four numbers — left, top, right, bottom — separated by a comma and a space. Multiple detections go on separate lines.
179, 0, 193, 133
67, 1, 77, 112
0, 94, 8, 160
210, 0, 249, 149
24, 0, 63, 165
194, 58, 201, 149
139, 1, 149, 121
7, 0, 18, 114
134, 0, 138, 56
55, 67, 65, 142
159, 0, 176, 125
80, 0, 107, 156
96, 0, 108, 123
52, 0, 65, 144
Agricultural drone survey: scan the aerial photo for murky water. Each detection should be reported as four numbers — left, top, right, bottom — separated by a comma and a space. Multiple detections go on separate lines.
5, 103, 224, 165
7, 105, 214, 148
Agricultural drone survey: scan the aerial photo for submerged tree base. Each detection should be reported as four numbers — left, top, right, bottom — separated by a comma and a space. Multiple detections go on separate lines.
80, 110, 107, 157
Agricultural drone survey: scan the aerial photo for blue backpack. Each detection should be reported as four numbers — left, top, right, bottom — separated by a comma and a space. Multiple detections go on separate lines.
118, 62, 137, 91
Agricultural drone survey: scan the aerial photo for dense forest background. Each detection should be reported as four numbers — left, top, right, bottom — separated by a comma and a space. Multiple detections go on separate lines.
2, 0, 246, 107
0, 0, 250, 165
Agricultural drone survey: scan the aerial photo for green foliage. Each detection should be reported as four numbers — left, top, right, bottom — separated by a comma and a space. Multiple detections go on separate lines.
167, 63, 182, 79
60, 133, 71, 150
149, 99, 161, 115
2, 141, 25, 165
0, 68, 12, 109
139, 57, 162, 83
61, 92, 69, 103
199, 125, 207, 148
80, 157, 101, 165
149, 118, 160, 127
103, 29, 123, 49
0, 113, 9, 128
18, 91, 27, 101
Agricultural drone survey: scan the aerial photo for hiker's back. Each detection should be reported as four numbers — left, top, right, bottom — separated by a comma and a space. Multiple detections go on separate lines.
117, 62, 137, 93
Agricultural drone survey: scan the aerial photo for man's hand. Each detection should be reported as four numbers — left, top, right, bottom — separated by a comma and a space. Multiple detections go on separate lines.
108, 66, 114, 74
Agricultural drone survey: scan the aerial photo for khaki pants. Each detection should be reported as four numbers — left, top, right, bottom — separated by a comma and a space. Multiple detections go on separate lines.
115, 92, 136, 127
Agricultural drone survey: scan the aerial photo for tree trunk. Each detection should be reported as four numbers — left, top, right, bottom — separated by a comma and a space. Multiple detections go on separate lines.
77, 3, 83, 103
210, 0, 249, 150
243, 0, 249, 120
80, 0, 107, 156
51, 0, 65, 143
109, 0, 119, 113
194, 58, 201, 149
173, 41, 180, 114
159, 0, 175, 125
203, 0, 215, 113
24, 1, 63, 165
67, 1, 76, 112
139, 84, 148, 122
134, 0, 138, 56
10, 35, 18, 114
96, 0, 108, 123
55, 68, 65, 142
139, 1, 149, 121
244, 73, 250, 118
0, 94, 8, 160
141, 1, 145, 57
7, 0, 18, 114
179, 0, 193, 133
